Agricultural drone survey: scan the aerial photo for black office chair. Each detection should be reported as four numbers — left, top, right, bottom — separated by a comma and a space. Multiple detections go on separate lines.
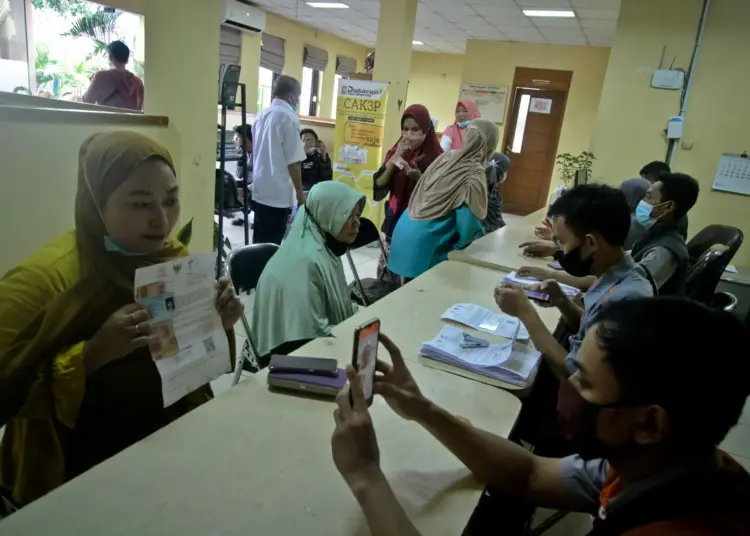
225, 243, 279, 385
345, 218, 398, 306
685, 226, 743, 308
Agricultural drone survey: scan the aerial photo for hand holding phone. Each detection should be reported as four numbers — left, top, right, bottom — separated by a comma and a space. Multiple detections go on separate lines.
523, 289, 551, 303
351, 319, 380, 407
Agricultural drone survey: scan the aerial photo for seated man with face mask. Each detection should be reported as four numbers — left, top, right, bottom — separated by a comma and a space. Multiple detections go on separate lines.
331, 298, 750, 536
495, 184, 653, 380
630, 172, 698, 295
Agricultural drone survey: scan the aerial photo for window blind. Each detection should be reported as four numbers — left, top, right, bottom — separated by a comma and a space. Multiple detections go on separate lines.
260, 33, 285, 73
303, 44, 328, 71
335, 55, 357, 76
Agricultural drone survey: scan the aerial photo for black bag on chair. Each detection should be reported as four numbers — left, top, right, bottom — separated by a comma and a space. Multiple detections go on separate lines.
346, 218, 399, 307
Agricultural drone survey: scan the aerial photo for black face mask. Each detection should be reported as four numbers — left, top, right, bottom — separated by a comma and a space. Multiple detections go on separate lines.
559, 245, 594, 277
558, 380, 638, 461
306, 212, 348, 257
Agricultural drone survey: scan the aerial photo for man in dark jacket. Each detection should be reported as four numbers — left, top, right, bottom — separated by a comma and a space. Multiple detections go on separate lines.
83, 41, 144, 111
631, 172, 699, 294
300, 128, 332, 192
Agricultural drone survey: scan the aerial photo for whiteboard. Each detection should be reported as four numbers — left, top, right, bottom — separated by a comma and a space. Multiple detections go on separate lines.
712, 153, 750, 196
459, 84, 509, 124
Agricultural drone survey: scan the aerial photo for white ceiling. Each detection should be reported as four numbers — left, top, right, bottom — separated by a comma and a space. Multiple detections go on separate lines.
248, 0, 620, 54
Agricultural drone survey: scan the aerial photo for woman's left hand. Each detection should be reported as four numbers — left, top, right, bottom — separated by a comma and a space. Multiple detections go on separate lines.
216, 277, 244, 331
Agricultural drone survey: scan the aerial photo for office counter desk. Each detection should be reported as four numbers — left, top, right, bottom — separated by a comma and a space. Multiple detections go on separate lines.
0, 356, 521, 536
450, 208, 553, 272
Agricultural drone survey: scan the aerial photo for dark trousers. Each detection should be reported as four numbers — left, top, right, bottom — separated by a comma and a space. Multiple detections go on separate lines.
252, 200, 290, 245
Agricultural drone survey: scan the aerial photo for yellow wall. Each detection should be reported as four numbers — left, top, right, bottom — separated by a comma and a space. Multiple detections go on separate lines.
591, 0, 750, 266
259, 13, 369, 119
406, 52, 465, 132
0, 115, 170, 274
460, 40, 611, 192
145, 0, 222, 252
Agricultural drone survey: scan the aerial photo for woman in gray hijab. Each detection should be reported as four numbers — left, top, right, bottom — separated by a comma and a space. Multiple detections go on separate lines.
482, 153, 510, 233
620, 177, 650, 249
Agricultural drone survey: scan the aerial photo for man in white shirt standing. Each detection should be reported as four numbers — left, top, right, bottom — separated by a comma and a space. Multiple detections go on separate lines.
251, 75, 307, 244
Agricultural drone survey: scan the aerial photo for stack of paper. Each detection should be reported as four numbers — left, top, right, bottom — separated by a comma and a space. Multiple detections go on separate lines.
441, 303, 530, 341
504, 271, 579, 298
420, 326, 541, 387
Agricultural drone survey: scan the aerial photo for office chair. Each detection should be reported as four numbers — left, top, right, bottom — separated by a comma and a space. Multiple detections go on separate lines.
225, 243, 279, 386
685, 226, 743, 308
345, 218, 398, 306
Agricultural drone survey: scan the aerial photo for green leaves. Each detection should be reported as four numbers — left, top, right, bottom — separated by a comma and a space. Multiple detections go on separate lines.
177, 218, 232, 256
555, 151, 596, 187
63, 10, 122, 57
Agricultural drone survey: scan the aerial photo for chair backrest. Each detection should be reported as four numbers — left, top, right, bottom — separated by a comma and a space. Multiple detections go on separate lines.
226, 243, 279, 293
685, 245, 735, 304
687, 225, 743, 265
348, 217, 381, 250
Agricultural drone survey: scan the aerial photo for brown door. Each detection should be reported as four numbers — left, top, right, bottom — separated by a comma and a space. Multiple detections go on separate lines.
501, 88, 568, 215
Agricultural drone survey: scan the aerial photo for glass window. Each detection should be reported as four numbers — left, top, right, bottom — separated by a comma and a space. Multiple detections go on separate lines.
257, 66, 274, 111
331, 74, 341, 119
2, 0, 144, 102
511, 94, 531, 154
0, 0, 31, 93
300, 65, 322, 117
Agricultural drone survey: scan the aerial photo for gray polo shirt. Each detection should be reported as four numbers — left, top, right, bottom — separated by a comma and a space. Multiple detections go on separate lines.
565, 255, 653, 372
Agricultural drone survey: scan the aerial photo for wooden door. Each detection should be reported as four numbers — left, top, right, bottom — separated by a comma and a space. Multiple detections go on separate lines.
501, 88, 567, 215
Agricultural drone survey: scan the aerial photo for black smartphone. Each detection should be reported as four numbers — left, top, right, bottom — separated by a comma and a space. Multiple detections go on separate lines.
524, 289, 551, 303
351, 318, 380, 407
267, 355, 338, 377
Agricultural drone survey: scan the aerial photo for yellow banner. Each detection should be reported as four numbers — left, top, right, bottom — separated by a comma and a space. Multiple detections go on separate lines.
332, 80, 390, 228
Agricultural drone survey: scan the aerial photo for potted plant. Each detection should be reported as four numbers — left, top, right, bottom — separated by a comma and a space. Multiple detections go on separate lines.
550, 151, 596, 204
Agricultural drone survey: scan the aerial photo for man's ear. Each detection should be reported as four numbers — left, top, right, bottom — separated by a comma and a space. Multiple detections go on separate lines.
633, 405, 670, 446
584, 233, 600, 255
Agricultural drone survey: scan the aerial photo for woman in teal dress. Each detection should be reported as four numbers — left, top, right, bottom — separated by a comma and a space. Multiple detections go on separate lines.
388, 119, 500, 279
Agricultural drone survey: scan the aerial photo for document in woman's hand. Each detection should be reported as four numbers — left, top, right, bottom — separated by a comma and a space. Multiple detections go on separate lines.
135, 253, 231, 407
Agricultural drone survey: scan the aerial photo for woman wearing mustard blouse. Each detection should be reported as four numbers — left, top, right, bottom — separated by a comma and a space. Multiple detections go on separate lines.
0, 131, 243, 506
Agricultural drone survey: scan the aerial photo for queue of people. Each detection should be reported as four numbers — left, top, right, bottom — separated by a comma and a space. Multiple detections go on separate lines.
1, 71, 748, 536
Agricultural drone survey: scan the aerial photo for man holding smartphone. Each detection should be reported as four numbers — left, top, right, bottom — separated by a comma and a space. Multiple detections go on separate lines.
331, 299, 750, 536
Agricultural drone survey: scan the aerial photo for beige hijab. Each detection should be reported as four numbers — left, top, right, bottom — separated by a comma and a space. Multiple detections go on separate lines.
408, 119, 499, 221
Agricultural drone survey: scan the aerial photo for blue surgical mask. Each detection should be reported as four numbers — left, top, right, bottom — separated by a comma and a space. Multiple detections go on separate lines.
104, 235, 148, 256
457, 120, 470, 128
635, 200, 658, 229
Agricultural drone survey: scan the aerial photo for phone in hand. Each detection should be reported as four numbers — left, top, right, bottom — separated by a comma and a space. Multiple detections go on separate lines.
524, 289, 551, 303
351, 318, 380, 407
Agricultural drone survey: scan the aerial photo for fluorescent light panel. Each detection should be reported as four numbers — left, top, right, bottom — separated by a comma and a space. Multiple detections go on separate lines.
523, 10, 575, 17
412, 40, 424, 45
306, 2, 349, 8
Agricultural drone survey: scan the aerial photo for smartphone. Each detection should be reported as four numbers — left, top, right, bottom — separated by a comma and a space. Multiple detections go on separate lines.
524, 289, 551, 303
351, 318, 380, 407
267, 355, 338, 377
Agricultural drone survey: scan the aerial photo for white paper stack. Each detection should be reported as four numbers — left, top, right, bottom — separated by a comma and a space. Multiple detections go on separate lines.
441, 303, 530, 341
504, 271, 579, 298
420, 326, 542, 387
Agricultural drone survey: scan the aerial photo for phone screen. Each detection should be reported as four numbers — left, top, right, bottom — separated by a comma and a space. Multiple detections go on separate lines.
354, 320, 380, 404
524, 289, 551, 303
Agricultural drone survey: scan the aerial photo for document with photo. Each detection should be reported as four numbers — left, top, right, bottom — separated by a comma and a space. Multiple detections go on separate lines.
134, 253, 230, 407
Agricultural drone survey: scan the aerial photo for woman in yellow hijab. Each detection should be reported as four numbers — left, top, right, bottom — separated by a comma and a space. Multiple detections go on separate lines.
0, 131, 243, 507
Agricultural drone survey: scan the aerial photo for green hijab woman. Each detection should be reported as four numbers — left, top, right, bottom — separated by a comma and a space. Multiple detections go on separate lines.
251, 181, 365, 357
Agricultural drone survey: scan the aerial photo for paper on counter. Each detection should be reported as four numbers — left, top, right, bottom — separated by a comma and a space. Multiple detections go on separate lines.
422, 326, 512, 367
420, 326, 542, 386
134, 253, 230, 407
441, 303, 529, 341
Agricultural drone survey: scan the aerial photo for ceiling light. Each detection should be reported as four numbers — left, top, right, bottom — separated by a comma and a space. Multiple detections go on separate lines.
412, 40, 424, 45
306, 2, 349, 8
523, 10, 575, 17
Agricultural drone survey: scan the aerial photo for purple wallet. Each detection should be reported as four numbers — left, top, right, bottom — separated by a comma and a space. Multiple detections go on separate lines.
268, 368, 347, 389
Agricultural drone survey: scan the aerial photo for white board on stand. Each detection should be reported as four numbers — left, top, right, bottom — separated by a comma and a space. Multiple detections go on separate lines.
459, 84, 509, 124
